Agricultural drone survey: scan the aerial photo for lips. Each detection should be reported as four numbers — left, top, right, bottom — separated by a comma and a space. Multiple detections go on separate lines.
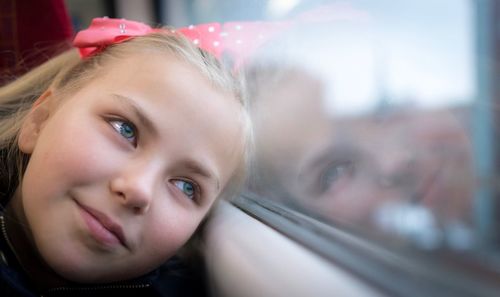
76, 201, 128, 249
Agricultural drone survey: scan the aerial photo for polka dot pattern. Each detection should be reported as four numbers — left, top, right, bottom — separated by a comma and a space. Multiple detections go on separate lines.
73, 17, 291, 67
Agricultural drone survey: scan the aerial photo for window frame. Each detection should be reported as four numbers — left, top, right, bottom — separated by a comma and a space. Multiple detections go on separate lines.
231, 193, 500, 297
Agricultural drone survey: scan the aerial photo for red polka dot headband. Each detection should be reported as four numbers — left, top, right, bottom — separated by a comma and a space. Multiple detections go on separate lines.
72, 17, 291, 68
73, 5, 367, 67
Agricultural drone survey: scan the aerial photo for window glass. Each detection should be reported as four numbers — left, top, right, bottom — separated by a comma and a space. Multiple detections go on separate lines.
62, 0, 499, 290
187, 0, 498, 265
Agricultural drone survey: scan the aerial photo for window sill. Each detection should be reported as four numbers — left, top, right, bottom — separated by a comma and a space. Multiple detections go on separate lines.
203, 200, 385, 297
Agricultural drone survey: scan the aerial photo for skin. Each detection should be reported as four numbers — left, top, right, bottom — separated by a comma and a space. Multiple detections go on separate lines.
6, 51, 244, 285
251, 70, 474, 228
291, 109, 474, 226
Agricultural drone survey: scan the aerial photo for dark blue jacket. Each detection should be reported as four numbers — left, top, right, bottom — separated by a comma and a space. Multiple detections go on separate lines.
0, 164, 207, 297
0, 217, 207, 297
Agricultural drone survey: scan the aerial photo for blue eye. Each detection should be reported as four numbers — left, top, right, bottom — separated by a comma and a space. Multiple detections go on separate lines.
110, 120, 137, 145
173, 180, 196, 199
320, 161, 354, 192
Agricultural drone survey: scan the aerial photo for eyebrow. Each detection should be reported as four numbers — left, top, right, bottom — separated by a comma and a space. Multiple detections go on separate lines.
110, 93, 221, 192
110, 94, 157, 135
184, 159, 221, 192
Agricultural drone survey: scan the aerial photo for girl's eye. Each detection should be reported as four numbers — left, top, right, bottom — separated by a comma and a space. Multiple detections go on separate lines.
110, 120, 137, 145
320, 161, 354, 193
172, 180, 197, 200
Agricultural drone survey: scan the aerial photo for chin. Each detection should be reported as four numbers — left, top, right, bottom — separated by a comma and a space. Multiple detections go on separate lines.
52, 261, 145, 284
38, 246, 139, 284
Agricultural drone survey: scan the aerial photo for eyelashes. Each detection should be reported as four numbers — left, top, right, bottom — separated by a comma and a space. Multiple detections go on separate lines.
172, 179, 200, 200
306, 160, 355, 197
107, 117, 202, 202
320, 161, 355, 192
109, 118, 138, 146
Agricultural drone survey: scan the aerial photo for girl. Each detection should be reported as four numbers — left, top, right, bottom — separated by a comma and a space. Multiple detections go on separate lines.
0, 18, 250, 296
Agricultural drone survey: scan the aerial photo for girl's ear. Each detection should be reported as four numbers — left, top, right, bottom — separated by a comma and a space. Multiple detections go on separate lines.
18, 89, 53, 154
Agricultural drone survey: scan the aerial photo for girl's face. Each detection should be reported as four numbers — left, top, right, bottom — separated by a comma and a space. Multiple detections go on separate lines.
254, 73, 473, 229
291, 110, 474, 226
16, 52, 243, 282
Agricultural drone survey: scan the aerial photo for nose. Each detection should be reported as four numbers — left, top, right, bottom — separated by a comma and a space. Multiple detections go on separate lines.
109, 161, 159, 214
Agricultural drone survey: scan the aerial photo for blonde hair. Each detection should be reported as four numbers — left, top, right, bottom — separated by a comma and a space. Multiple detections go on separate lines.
0, 31, 252, 202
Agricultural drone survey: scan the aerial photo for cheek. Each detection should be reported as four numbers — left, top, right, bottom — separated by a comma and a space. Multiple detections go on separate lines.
28, 121, 117, 186
313, 177, 394, 223
141, 205, 205, 258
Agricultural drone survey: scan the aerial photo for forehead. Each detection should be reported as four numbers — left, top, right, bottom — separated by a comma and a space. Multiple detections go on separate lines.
96, 52, 208, 91
84, 52, 243, 182
90, 52, 234, 111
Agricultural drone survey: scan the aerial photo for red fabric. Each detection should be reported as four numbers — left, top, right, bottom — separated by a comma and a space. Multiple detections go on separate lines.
74, 18, 292, 69
73, 18, 161, 57
0, 0, 73, 80
221, 21, 291, 68
177, 23, 223, 58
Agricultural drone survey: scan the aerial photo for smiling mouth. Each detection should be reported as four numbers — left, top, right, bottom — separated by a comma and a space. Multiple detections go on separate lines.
75, 201, 128, 249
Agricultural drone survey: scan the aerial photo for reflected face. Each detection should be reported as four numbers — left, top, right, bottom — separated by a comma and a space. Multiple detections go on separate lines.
292, 109, 474, 225
17, 53, 243, 282
251, 72, 474, 228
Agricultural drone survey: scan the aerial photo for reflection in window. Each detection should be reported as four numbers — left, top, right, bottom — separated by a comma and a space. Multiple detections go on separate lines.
244, 0, 494, 258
